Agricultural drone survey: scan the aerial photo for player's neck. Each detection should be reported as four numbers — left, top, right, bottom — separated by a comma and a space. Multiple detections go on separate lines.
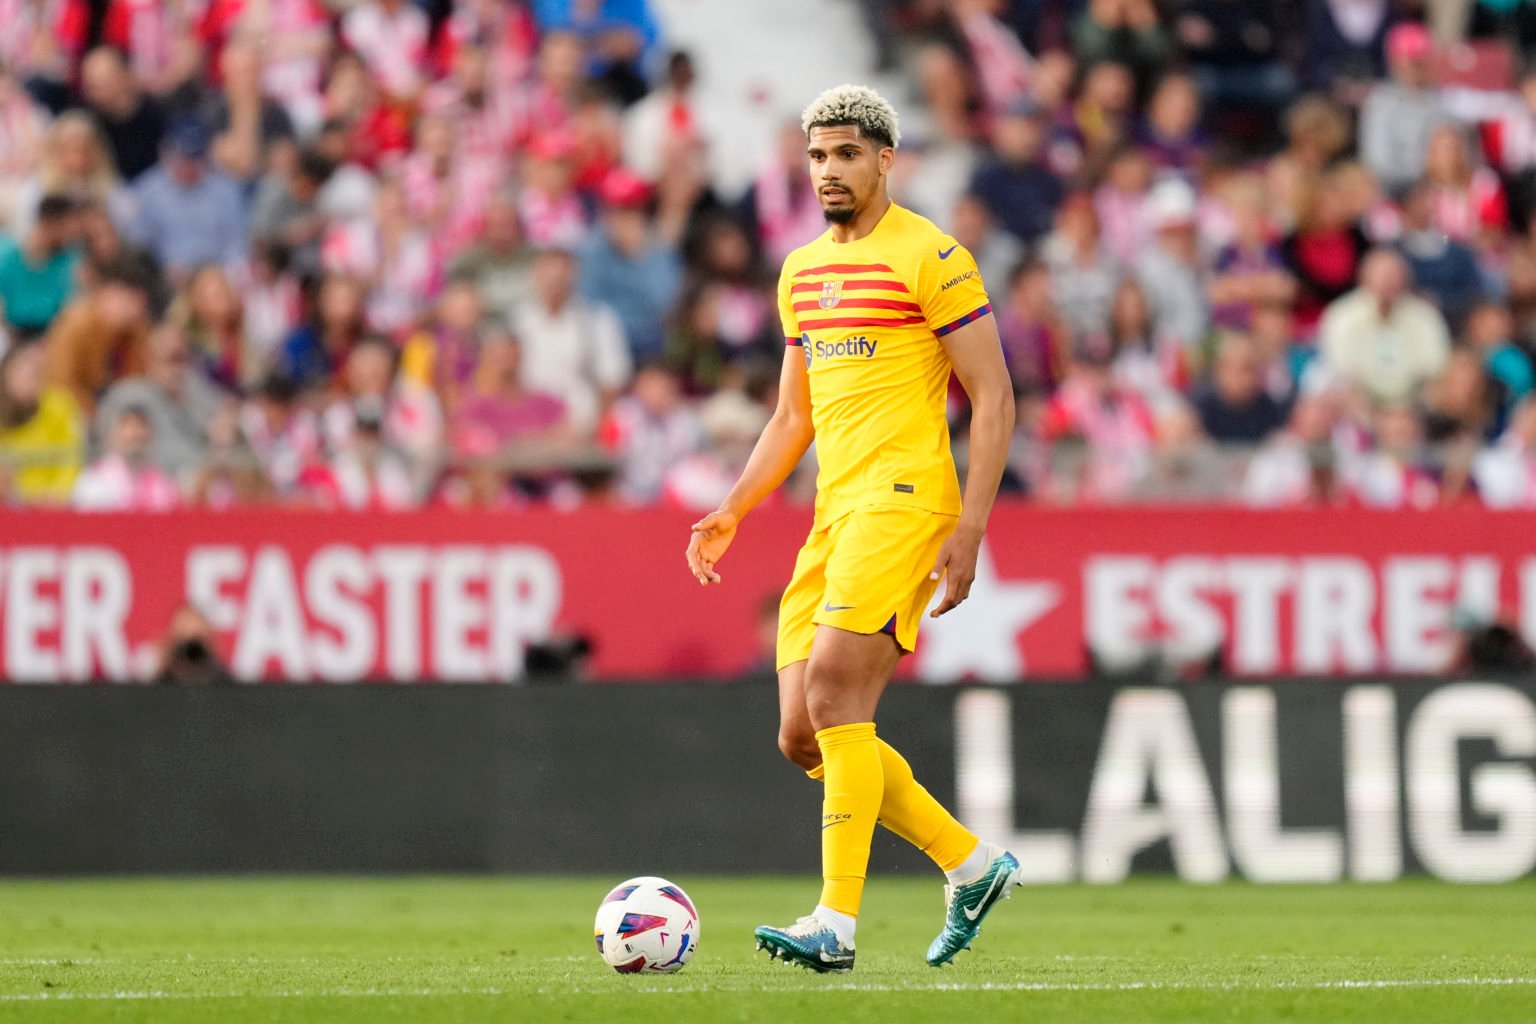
828, 196, 893, 244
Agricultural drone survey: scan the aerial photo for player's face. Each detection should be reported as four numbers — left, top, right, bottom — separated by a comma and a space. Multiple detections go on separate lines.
806, 126, 890, 224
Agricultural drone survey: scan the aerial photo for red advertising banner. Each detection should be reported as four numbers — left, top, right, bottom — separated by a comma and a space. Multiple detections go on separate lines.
0, 506, 1531, 682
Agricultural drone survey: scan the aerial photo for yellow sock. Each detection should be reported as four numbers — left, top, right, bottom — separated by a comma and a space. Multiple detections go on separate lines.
815, 722, 882, 917
873, 739, 979, 873
804, 741, 978, 873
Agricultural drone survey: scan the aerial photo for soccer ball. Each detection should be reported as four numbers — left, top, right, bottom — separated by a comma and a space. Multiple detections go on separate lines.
593, 876, 700, 974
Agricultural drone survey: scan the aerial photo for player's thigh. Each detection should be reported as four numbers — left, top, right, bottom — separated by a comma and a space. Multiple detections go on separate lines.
803, 623, 903, 730
814, 506, 954, 654
775, 525, 834, 672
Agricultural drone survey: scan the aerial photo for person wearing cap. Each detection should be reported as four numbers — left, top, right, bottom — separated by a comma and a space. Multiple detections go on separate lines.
1135, 178, 1209, 350
129, 116, 248, 286
1359, 22, 1451, 197
577, 167, 681, 362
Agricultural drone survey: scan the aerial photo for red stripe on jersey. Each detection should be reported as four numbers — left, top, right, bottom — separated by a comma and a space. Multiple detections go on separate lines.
789, 278, 910, 294
791, 298, 923, 313
798, 315, 926, 329
793, 263, 894, 277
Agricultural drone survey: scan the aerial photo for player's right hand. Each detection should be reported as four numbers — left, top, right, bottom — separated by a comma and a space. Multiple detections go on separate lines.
686, 510, 738, 586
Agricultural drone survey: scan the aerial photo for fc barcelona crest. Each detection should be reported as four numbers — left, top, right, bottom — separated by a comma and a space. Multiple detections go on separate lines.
818, 280, 843, 309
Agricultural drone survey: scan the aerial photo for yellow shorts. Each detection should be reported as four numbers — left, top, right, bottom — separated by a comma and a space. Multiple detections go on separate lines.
775, 504, 958, 670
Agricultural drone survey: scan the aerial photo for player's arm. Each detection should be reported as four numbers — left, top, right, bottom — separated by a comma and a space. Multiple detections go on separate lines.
685, 347, 813, 586
930, 314, 1015, 616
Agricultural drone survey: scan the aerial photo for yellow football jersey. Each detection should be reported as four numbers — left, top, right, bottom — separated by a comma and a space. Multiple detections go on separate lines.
777, 203, 992, 526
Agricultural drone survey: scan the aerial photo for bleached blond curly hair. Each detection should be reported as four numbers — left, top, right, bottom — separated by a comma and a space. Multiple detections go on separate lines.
801, 84, 901, 149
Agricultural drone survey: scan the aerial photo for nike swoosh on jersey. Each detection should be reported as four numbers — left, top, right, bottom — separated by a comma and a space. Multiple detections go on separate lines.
938, 245, 958, 259
823, 603, 856, 612
962, 870, 1009, 921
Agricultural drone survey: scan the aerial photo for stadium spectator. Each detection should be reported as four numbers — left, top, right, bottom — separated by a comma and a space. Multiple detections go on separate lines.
996, 260, 1066, 396
341, 0, 431, 102
0, 339, 83, 505
1195, 335, 1289, 443
45, 257, 153, 413
320, 178, 440, 333
1280, 170, 1372, 332
969, 96, 1063, 245
240, 373, 322, 497
279, 274, 368, 393
579, 169, 680, 361
1421, 346, 1504, 443
168, 265, 247, 391
451, 327, 570, 460
130, 118, 248, 286
1474, 395, 1536, 507
517, 131, 588, 250
1318, 248, 1452, 405
452, 189, 535, 322
198, 0, 332, 137
94, 325, 230, 483
202, 38, 297, 184
400, 113, 501, 258
1359, 22, 1449, 197
324, 403, 417, 510
1243, 394, 1348, 507
78, 47, 167, 183
605, 361, 703, 504
403, 276, 488, 414
1041, 338, 1158, 502
11, 112, 134, 240
1094, 145, 1154, 267
1137, 178, 1209, 349
1396, 181, 1486, 329
949, 195, 1024, 308
251, 148, 334, 277
624, 51, 704, 185
1300, 0, 1394, 97
744, 121, 828, 266
1352, 402, 1440, 508
1208, 174, 1296, 332
1422, 123, 1508, 247
421, 38, 519, 163
1072, 0, 1172, 93
325, 334, 443, 485
1175, 1, 1295, 117
72, 403, 181, 511
513, 247, 631, 437
0, 193, 81, 335
1138, 71, 1206, 176
0, 65, 49, 229
1464, 301, 1534, 410
1041, 192, 1119, 340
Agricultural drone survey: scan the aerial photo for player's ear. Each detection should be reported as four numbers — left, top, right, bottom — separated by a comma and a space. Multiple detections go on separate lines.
878, 146, 894, 175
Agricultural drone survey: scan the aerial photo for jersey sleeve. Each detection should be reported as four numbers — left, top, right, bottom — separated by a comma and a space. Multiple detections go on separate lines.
915, 237, 993, 338
777, 262, 802, 346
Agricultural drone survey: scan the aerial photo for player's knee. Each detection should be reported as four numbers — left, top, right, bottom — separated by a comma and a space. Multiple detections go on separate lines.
804, 662, 860, 731
777, 729, 821, 771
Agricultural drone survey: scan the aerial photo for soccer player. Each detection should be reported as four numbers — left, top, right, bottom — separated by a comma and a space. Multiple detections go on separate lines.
684, 85, 1020, 972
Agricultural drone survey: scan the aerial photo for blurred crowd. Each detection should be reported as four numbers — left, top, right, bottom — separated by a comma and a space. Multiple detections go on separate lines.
7, 1, 1536, 511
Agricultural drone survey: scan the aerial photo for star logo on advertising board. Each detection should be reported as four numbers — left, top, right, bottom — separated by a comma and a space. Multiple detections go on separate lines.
917, 542, 1060, 682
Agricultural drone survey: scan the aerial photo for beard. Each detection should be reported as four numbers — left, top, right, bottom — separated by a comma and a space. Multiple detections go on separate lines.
820, 185, 858, 223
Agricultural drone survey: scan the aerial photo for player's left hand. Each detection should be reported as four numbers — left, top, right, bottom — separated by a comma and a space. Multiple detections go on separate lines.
928, 527, 983, 617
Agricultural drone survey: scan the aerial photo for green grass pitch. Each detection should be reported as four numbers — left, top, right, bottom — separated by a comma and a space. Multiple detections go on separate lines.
1, 876, 1533, 1023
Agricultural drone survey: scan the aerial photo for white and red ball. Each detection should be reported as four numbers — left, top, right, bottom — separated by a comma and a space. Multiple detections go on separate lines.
593, 876, 700, 974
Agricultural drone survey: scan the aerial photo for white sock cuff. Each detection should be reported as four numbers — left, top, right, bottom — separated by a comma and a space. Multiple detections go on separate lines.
813, 904, 857, 948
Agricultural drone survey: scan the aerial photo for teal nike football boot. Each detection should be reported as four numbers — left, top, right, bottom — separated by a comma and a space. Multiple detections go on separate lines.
926, 844, 1023, 966
754, 916, 855, 973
